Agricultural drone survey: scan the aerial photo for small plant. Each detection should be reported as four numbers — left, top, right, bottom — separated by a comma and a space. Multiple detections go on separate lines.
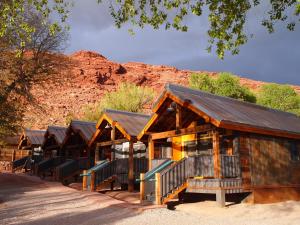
189, 72, 256, 103
82, 83, 155, 121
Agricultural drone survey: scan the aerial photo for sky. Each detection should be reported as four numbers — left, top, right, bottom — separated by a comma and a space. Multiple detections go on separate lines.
65, 1, 300, 85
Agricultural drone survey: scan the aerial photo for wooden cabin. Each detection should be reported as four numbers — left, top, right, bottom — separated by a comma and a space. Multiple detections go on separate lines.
0, 135, 21, 171
36, 126, 67, 177
56, 120, 96, 182
18, 129, 46, 150
61, 120, 96, 161
87, 109, 150, 192
138, 84, 300, 206
13, 129, 46, 172
43, 126, 67, 159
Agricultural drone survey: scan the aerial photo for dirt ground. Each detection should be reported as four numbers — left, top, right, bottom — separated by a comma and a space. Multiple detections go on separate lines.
1, 172, 300, 225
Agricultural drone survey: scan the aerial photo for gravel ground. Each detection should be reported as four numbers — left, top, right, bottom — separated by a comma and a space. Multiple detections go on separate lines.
1, 172, 300, 225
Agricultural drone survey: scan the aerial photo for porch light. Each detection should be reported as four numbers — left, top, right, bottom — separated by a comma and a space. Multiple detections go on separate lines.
167, 102, 177, 112
105, 123, 111, 129
166, 137, 172, 142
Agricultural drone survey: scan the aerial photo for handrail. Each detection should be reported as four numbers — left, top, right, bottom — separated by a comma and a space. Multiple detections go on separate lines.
139, 159, 173, 182
12, 156, 30, 169
80, 160, 109, 177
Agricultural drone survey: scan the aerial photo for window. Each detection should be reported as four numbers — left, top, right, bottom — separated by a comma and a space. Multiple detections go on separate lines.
290, 141, 300, 162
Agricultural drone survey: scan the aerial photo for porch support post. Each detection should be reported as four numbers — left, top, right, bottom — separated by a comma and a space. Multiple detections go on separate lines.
111, 123, 116, 160
213, 129, 221, 178
128, 141, 134, 192
90, 170, 95, 191
176, 104, 182, 130
216, 189, 226, 207
82, 170, 87, 191
155, 173, 162, 205
140, 173, 145, 202
95, 146, 99, 164
148, 135, 154, 170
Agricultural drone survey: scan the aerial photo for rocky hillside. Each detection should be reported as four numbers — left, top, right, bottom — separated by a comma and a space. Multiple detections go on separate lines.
25, 50, 300, 129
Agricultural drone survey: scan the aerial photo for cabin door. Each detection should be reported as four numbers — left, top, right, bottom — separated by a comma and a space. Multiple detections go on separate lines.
172, 136, 182, 161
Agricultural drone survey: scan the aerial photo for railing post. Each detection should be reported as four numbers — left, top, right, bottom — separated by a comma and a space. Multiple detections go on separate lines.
140, 173, 145, 202
155, 173, 162, 205
82, 170, 87, 191
90, 170, 95, 192
128, 141, 134, 192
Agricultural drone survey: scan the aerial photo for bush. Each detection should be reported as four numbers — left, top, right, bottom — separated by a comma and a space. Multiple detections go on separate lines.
82, 83, 155, 121
257, 83, 300, 116
189, 72, 256, 103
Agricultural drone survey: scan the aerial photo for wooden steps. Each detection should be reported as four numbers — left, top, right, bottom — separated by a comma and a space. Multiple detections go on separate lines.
162, 182, 187, 204
96, 175, 117, 191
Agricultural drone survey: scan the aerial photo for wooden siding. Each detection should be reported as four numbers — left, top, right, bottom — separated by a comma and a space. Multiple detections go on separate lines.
240, 134, 300, 186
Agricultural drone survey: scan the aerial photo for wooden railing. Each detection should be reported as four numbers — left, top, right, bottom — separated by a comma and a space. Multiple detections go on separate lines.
159, 157, 193, 201
0, 149, 30, 162
55, 159, 79, 181
90, 158, 148, 191
12, 156, 30, 171
220, 154, 240, 178
36, 157, 64, 175
193, 155, 214, 177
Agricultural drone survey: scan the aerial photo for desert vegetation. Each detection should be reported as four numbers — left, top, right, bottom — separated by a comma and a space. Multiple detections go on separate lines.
82, 83, 155, 122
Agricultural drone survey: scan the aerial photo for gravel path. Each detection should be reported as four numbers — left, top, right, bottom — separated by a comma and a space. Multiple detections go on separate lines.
1, 172, 300, 225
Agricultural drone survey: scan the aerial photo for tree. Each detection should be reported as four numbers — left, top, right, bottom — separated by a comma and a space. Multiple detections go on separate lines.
82, 83, 155, 122
189, 72, 257, 102
1, 1, 299, 59
0, 8, 69, 138
257, 83, 300, 116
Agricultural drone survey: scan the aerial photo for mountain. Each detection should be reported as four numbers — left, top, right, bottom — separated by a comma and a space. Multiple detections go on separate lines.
25, 50, 300, 129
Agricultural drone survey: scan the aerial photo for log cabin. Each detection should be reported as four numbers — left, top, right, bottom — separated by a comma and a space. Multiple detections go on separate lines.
13, 129, 46, 172
36, 126, 67, 177
86, 109, 150, 192
55, 120, 96, 183
43, 126, 67, 158
138, 84, 300, 206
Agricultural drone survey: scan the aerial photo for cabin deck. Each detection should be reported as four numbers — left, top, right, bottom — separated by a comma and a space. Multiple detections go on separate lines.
187, 178, 245, 194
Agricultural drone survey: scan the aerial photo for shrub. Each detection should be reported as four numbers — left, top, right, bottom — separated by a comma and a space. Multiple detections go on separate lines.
82, 83, 155, 121
257, 83, 300, 116
189, 72, 257, 103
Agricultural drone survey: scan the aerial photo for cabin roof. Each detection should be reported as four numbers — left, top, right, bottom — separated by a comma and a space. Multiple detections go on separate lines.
89, 109, 150, 145
23, 129, 46, 146
45, 126, 67, 145
1, 135, 20, 146
103, 109, 150, 137
139, 84, 300, 139
68, 120, 96, 142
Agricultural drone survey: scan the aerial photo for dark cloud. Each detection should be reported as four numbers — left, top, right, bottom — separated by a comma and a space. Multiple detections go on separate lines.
67, 0, 300, 85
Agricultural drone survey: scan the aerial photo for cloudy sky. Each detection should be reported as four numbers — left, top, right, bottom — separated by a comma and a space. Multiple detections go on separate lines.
66, 1, 300, 85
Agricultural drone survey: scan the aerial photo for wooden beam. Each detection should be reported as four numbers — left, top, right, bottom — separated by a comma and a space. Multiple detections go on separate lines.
151, 124, 212, 140
96, 139, 128, 147
94, 146, 99, 164
148, 136, 154, 170
128, 141, 134, 192
213, 130, 221, 178
176, 104, 182, 130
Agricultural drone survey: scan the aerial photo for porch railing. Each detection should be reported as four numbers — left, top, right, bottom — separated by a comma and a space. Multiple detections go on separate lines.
160, 157, 193, 200
36, 156, 64, 175
220, 154, 240, 178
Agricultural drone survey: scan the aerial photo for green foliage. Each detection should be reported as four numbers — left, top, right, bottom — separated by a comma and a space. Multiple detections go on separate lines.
0, 0, 70, 51
82, 83, 155, 122
189, 72, 256, 103
97, 0, 300, 59
257, 83, 300, 116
